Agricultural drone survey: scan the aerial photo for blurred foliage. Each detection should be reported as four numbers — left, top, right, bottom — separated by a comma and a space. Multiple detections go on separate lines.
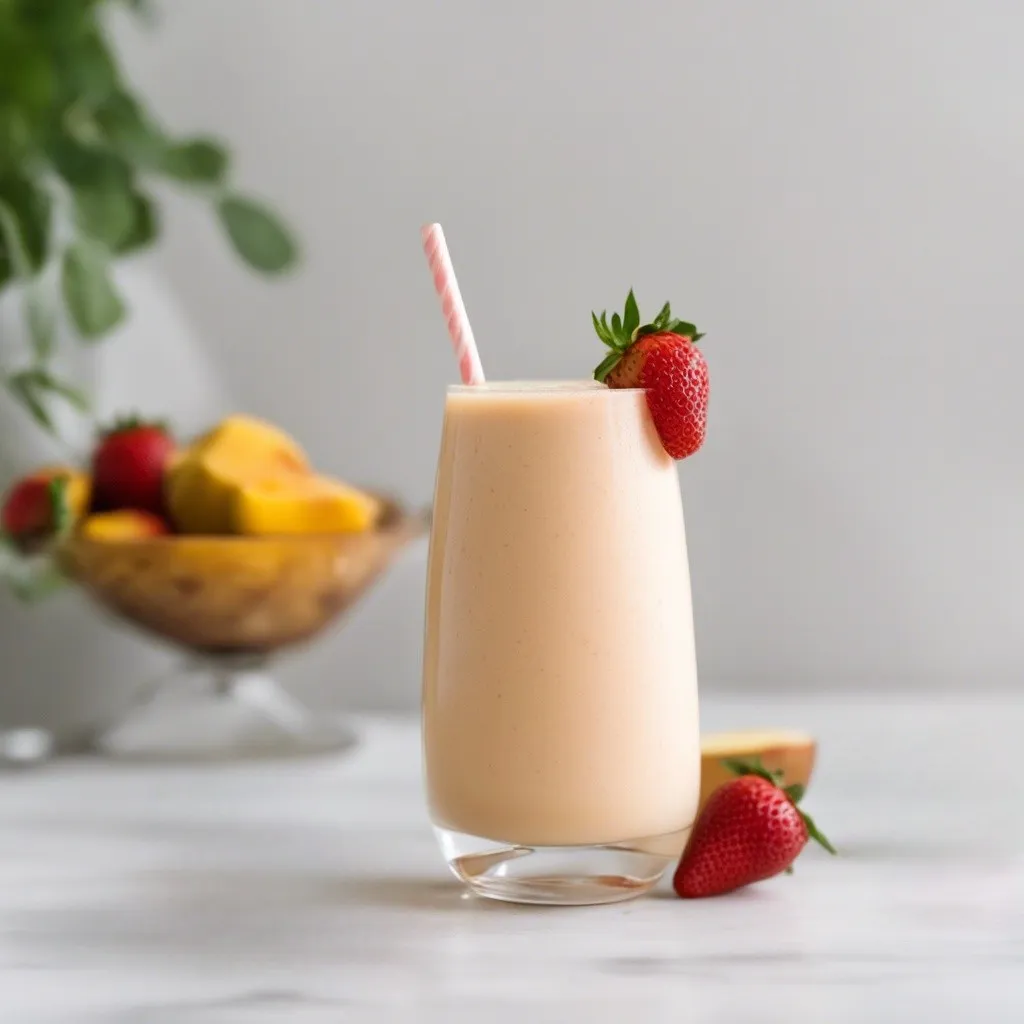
0, 0, 299, 434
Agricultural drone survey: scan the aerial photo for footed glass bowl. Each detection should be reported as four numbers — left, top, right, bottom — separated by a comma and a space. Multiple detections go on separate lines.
59, 501, 426, 761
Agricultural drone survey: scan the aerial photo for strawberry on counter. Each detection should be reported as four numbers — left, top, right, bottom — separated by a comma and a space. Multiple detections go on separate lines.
673, 759, 836, 899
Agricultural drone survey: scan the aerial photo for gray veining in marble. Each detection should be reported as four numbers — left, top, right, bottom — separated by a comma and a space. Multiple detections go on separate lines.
1, 694, 1021, 1023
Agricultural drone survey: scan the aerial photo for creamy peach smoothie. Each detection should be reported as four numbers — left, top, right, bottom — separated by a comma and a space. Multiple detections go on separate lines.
423, 381, 700, 850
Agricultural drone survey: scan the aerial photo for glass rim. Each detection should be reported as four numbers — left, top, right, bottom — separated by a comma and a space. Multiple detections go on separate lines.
446, 380, 641, 395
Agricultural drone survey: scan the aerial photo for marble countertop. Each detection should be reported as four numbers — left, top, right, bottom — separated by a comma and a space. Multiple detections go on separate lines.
1, 693, 1021, 1024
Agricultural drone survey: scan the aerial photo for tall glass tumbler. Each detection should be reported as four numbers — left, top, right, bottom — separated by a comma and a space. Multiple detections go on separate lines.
423, 381, 700, 905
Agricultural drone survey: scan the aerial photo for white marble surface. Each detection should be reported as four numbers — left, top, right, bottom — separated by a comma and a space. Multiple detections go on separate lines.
1, 694, 1020, 1024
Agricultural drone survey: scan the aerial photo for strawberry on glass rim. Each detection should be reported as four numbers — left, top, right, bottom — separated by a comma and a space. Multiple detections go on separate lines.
592, 290, 708, 460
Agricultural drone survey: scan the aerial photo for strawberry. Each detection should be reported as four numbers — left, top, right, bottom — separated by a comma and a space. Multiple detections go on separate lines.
2, 477, 64, 549
91, 416, 176, 515
592, 291, 709, 459
1, 469, 80, 552
673, 759, 835, 898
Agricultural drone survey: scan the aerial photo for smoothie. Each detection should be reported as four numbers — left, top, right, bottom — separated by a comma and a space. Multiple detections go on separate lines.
423, 382, 700, 851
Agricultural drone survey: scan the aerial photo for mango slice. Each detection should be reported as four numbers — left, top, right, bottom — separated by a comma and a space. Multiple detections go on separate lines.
165, 414, 378, 537
167, 415, 310, 534
186, 415, 309, 466
81, 509, 170, 541
699, 729, 816, 810
232, 475, 381, 535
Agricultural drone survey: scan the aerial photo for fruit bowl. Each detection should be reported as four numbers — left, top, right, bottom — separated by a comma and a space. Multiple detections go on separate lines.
58, 499, 427, 760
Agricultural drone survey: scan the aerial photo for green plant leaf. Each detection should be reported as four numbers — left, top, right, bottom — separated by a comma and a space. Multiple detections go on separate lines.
0, 107, 33, 178
5, 558, 67, 603
62, 240, 126, 339
6, 368, 88, 426
120, 0, 158, 20
217, 194, 297, 273
20, 368, 89, 412
24, 278, 56, 361
623, 289, 639, 338
94, 91, 168, 167
0, 196, 33, 279
160, 138, 229, 184
48, 139, 132, 189
59, 31, 119, 105
73, 181, 136, 249
5, 372, 54, 433
0, 175, 51, 279
2, 47, 55, 119
114, 190, 158, 255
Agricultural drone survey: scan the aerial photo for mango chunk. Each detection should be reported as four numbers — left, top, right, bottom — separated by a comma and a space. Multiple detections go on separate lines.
231, 475, 380, 536
81, 510, 170, 541
186, 415, 309, 467
167, 415, 310, 534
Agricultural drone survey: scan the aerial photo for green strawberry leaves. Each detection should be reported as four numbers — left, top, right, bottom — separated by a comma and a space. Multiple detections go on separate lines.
724, 756, 837, 857
800, 810, 837, 855
784, 782, 806, 803
644, 298, 703, 342
47, 476, 71, 537
722, 757, 782, 785
591, 290, 704, 382
623, 289, 640, 337
593, 350, 622, 382
99, 412, 171, 439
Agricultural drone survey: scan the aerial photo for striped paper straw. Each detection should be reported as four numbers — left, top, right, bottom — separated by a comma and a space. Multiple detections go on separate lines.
421, 223, 485, 385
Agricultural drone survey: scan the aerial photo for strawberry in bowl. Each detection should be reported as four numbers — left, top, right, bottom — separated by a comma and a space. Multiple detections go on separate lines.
91, 417, 177, 515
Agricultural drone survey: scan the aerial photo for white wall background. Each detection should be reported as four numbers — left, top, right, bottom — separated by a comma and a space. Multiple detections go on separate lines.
108, 0, 1024, 707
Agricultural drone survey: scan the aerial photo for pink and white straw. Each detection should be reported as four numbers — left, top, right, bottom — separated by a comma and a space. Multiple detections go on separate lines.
421, 223, 485, 385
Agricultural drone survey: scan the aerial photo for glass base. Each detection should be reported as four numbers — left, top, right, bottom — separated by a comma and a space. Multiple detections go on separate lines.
436, 824, 688, 906
92, 655, 359, 762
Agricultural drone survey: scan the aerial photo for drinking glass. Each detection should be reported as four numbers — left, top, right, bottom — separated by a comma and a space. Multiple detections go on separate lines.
423, 382, 700, 905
